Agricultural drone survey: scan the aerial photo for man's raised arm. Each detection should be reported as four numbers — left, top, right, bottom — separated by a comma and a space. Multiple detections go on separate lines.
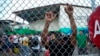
65, 4, 77, 46
41, 11, 56, 44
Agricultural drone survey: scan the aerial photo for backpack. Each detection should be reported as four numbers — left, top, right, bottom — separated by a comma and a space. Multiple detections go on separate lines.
31, 36, 39, 47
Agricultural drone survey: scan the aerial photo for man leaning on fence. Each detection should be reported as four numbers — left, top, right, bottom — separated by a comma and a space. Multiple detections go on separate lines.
41, 4, 77, 56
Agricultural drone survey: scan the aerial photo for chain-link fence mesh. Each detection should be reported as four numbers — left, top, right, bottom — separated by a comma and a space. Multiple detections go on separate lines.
0, 0, 100, 56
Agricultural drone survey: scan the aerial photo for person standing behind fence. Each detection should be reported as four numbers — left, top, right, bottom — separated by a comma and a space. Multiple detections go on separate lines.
76, 30, 88, 55
44, 34, 56, 56
30, 35, 41, 56
21, 35, 30, 56
1, 34, 13, 56
10, 34, 19, 54
41, 4, 77, 56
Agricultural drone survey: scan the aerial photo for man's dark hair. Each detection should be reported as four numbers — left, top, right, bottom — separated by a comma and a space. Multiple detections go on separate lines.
49, 31, 62, 38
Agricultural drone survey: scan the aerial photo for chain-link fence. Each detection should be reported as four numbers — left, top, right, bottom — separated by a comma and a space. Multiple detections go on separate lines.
0, 0, 100, 56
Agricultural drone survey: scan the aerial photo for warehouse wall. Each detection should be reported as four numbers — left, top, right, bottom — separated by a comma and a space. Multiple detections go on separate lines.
29, 19, 59, 31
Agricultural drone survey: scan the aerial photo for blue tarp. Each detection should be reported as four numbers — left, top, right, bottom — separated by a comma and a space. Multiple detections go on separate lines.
59, 28, 88, 34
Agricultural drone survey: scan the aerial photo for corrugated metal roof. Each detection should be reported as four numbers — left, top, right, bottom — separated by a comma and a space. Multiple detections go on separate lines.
13, 4, 60, 22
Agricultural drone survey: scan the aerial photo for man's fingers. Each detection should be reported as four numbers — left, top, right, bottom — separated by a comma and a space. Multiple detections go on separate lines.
54, 14, 57, 17
53, 14, 57, 19
65, 4, 73, 11
64, 6, 69, 13
66, 3, 69, 6
64, 7, 67, 11
66, 4, 71, 8
67, 4, 70, 8
69, 5, 73, 10
68, 4, 73, 9
45, 12, 49, 16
